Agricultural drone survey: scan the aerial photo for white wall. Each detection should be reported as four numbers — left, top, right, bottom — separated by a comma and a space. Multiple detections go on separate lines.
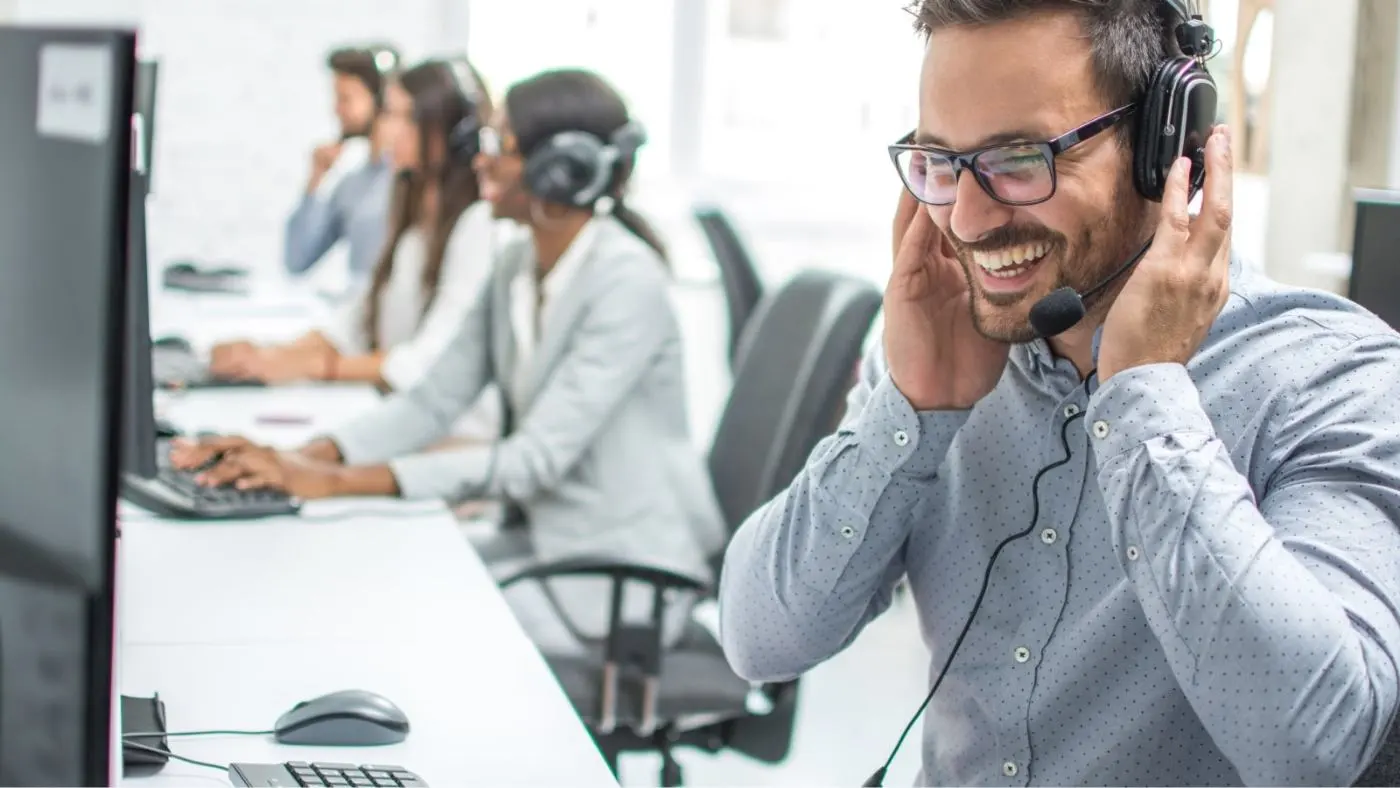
13, 0, 469, 280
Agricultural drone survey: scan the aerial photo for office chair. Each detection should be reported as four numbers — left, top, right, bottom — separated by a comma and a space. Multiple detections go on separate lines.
693, 203, 764, 368
499, 269, 882, 785
1356, 719, 1399, 786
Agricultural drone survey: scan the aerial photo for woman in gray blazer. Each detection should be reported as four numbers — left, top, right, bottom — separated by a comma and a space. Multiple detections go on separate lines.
173, 68, 726, 656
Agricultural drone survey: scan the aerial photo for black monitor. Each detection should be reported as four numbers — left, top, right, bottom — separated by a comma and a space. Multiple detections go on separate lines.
121, 168, 159, 480
133, 60, 157, 194
0, 25, 136, 785
1348, 188, 1400, 331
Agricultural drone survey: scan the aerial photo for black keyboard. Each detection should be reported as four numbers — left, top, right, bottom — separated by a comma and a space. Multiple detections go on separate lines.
229, 761, 426, 787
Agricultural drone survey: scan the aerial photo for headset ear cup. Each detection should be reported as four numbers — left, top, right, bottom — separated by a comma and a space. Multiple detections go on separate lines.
1133, 62, 1175, 201
1134, 57, 1217, 202
523, 132, 606, 206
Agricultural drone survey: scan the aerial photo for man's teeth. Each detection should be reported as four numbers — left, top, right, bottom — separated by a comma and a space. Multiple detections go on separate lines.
974, 243, 1050, 277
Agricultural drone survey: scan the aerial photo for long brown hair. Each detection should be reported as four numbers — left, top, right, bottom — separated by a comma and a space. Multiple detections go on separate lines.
362, 57, 491, 349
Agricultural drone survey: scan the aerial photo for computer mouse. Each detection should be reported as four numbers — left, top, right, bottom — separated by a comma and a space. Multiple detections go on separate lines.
273, 689, 409, 746
164, 261, 198, 276
153, 418, 181, 439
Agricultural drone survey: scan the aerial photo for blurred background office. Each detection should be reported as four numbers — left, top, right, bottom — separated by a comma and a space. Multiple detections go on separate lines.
8, 0, 1400, 784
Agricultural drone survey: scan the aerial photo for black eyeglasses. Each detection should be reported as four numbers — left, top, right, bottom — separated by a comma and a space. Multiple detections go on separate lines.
889, 104, 1136, 207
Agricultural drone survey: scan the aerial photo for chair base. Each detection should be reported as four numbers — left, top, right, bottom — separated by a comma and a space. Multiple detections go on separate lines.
594, 721, 730, 786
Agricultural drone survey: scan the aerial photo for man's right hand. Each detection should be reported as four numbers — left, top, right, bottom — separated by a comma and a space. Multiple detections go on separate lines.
884, 190, 1009, 411
306, 141, 343, 193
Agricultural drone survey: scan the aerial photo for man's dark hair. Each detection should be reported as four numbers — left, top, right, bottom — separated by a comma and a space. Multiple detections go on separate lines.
327, 45, 399, 103
910, 0, 1176, 144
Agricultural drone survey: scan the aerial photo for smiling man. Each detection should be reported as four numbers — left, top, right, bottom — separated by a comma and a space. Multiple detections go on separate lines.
716, 1, 1400, 785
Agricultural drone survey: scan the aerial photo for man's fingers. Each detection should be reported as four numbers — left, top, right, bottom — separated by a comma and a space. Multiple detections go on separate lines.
195, 454, 252, 487
1188, 126, 1233, 271
893, 188, 921, 261
1152, 156, 1193, 260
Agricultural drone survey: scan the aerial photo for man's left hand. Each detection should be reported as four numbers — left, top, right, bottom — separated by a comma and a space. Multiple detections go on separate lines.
1098, 125, 1233, 382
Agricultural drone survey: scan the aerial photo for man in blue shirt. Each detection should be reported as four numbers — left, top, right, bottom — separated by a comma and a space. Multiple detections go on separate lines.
717, 1, 1400, 785
283, 45, 398, 283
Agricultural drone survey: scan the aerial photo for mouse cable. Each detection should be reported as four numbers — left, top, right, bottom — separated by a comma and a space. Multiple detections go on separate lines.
124, 728, 274, 738
862, 375, 1093, 787
121, 739, 227, 772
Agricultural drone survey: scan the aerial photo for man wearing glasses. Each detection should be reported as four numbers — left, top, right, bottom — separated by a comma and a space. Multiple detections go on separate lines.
717, 1, 1400, 786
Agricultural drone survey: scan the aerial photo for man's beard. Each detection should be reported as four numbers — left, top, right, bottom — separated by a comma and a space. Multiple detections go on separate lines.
948, 178, 1148, 343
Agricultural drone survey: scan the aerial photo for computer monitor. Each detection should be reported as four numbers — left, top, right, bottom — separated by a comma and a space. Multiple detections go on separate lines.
1349, 189, 1400, 331
0, 25, 136, 786
133, 60, 157, 194
121, 168, 159, 480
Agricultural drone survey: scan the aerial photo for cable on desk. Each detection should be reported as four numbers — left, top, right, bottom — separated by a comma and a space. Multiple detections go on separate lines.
124, 728, 274, 738
122, 739, 226, 772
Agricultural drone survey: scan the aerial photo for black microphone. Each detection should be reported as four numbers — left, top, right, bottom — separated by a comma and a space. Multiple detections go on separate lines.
1027, 238, 1154, 338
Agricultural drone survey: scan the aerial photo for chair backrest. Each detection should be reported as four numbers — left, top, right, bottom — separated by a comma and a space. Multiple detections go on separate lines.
693, 203, 764, 366
706, 268, 882, 554
1356, 717, 1399, 786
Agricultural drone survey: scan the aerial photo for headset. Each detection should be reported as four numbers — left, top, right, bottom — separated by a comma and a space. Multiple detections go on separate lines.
522, 120, 648, 207
441, 57, 484, 163
863, 4, 1219, 785
1028, 0, 1217, 338
1131, 0, 1217, 201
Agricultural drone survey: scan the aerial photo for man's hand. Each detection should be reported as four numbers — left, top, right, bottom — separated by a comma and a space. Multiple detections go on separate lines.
193, 447, 342, 499
1098, 126, 1233, 382
885, 189, 1010, 410
306, 141, 343, 193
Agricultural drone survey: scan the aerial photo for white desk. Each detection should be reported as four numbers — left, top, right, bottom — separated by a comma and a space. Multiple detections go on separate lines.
118, 344, 617, 785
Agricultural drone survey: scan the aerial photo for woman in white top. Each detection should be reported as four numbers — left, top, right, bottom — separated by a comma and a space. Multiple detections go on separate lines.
210, 57, 506, 395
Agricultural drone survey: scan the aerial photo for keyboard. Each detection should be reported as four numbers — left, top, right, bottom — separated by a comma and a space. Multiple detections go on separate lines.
229, 761, 427, 787
153, 344, 265, 390
120, 441, 300, 520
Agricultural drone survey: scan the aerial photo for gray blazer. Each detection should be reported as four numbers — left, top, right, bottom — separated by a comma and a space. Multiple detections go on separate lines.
330, 216, 727, 590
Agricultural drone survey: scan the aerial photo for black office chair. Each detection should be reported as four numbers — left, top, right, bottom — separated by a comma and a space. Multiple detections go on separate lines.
1356, 719, 1399, 786
693, 203, 764, 368
499, 269, 882, 785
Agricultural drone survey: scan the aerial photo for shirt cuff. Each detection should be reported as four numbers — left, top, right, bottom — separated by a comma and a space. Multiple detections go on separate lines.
388, 445, 493, 501
1086, 362, 1215, 460
848, 373, 971, 478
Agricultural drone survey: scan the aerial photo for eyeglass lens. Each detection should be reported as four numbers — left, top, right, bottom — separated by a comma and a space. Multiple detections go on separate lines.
897, 144, 1054, 205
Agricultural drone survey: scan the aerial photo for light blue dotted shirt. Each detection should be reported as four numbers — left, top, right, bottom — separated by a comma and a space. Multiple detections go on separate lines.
718, 257, 1400, 786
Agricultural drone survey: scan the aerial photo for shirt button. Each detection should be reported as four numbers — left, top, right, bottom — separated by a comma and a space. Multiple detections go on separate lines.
1003, 760, 1018, 777
893, 429, 910, 447
1039, 528, 1057, 545
1063, 404, 1080, 417
1013, 646, 1030, 663
1126, 545, 1141, 561
840, 525, 856, 539
1091, 420, 1110, 438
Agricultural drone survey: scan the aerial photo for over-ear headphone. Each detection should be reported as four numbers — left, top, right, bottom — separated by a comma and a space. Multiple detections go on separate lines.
1131, 0, 1217, 201
522, 121, 648, 207
441, 58, 483, 163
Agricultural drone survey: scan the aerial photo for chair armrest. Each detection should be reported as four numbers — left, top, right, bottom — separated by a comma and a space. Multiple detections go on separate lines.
497, 555, 708, 736
497, 556, 710, 595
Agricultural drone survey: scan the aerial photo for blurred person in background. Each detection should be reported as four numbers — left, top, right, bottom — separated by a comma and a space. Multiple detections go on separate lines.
215, 57, 505, 440
283, 44, 400, 283
173, 67, 725, 657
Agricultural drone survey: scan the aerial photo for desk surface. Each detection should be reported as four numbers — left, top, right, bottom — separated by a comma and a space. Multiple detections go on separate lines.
120, 306, 616, 785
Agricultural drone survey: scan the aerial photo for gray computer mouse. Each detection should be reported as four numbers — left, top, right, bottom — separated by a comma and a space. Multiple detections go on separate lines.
273, 689, 410, 746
